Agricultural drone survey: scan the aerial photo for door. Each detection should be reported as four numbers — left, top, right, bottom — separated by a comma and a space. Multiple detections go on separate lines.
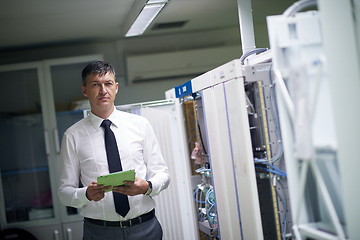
0, 63, 57, 226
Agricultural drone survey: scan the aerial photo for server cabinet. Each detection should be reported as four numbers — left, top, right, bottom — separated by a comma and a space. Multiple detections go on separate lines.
175, 58, 292, 239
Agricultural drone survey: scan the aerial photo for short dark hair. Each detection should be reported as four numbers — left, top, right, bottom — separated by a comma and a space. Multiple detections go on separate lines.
81, 60, 116, 86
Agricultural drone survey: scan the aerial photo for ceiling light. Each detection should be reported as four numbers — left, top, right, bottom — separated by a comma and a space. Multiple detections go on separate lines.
125, 1, 168, 37
147, 0, 167, 3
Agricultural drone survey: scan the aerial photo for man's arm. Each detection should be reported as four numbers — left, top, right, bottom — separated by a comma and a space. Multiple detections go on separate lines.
58, 132, 90, 208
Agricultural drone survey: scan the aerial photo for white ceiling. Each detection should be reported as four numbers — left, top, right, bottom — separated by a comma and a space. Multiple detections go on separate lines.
0, 0, 295, 51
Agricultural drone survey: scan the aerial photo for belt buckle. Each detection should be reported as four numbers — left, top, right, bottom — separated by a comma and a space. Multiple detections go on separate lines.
119, 219, 132, 228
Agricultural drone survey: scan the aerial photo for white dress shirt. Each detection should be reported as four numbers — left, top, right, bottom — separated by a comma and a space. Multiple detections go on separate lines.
58, 108, 170, 221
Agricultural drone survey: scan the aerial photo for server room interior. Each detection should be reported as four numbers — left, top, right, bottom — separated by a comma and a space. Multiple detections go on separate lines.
0, 0, 358, 240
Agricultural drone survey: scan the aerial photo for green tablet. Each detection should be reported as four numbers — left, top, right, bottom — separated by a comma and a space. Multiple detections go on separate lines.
97, 169, 135, 191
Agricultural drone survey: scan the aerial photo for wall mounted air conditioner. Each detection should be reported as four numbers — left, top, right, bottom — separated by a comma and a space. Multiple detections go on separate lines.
126, 45, 241, 83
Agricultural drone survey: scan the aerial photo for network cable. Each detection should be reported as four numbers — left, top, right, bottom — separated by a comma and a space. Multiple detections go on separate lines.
255, 165, 287, 177
240, 48, 268, 65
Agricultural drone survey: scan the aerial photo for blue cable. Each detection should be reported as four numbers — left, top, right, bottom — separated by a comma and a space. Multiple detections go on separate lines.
265, 163, 287, 176
255, 166, 287, 177
194, 188, 206, 203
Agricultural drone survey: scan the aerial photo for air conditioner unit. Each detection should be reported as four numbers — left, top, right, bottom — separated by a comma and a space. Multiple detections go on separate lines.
126, 45, 241, 83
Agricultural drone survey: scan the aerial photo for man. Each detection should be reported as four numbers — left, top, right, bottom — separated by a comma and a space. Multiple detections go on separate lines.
58, 60, 170, 240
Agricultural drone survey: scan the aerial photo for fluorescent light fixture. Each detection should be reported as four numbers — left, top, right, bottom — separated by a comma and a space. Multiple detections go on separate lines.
125, 1, 168, 37
147, 0, 167, 3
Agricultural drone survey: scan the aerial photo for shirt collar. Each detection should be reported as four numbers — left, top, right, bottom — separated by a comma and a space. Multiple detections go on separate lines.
88, 107, 120, 129
107, 110, 120, 128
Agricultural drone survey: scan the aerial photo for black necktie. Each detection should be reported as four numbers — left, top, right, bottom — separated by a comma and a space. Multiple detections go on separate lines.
101, 119, 130, 217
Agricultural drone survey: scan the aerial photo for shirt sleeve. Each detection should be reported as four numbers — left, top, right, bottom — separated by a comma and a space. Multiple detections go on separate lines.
142, 120, 170, 197
58, 132, 90, 208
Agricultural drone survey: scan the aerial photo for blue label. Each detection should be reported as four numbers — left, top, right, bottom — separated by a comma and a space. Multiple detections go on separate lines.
175, 80, 193, 98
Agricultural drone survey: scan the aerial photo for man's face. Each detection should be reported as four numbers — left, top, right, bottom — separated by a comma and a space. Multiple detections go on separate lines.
81, 72, 118, 111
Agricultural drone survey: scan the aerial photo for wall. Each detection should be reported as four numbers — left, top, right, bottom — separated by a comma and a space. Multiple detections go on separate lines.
0, 27, 243, 105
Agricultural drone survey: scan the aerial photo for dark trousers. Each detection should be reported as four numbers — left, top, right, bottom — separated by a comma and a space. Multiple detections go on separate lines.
83, 216, 163, 240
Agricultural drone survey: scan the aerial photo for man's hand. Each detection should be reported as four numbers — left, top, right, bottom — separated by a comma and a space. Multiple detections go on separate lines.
113, 177, 148, 196
86, 181, 112, 201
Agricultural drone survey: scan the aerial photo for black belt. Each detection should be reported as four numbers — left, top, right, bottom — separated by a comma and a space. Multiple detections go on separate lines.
84, 209, 155, 228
